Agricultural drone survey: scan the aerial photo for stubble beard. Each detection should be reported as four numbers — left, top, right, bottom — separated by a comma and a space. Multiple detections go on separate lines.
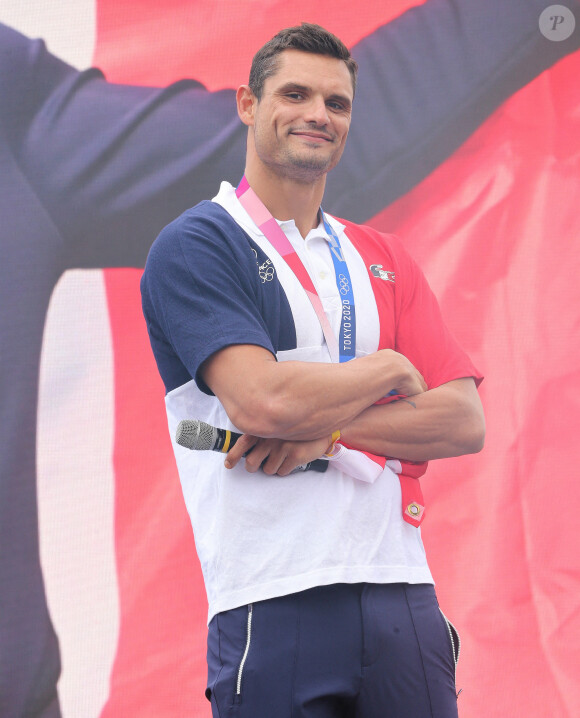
254, 123, 343, 184
265, 142, 341, 184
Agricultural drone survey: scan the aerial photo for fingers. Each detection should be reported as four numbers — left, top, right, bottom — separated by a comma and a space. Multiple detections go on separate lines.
387, 350, 427, 396
414, 368, 428, 394
265, 435, 333, 475
259, 450, 287, 476
225, 435, 282, 473
224, 434, 258, 469
244, 440, 299, 475
244, 440, 279, 474
226, 435, 331, 476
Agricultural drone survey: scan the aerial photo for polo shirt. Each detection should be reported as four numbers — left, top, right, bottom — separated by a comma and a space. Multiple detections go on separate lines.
141, 182, 480, 621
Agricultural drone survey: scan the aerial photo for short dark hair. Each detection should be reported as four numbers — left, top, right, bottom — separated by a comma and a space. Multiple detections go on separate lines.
248, 23, 358, 100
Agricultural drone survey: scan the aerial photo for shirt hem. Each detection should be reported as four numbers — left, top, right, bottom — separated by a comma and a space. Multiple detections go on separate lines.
206, 564, 434, 624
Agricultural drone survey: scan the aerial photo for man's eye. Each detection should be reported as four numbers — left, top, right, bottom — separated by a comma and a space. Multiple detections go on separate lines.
286, 92, 303, 100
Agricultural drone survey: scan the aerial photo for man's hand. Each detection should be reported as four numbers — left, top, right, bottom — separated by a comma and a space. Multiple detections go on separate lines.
382, 349, 427, 397
224, 434, 333, 476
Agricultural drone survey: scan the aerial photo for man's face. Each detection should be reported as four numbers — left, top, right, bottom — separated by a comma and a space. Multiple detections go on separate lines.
250, 49, 354, 182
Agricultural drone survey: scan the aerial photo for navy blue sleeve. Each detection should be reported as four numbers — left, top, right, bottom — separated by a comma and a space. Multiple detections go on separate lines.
327, 0, 580, 221
140, 203, 277, 394
0, 23, 246, 270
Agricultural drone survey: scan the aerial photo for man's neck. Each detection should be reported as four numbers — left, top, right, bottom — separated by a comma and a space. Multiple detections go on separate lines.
243, 164, 326, 239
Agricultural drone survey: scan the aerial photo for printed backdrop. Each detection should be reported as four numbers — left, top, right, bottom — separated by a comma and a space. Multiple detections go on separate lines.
2, 0, 579, 716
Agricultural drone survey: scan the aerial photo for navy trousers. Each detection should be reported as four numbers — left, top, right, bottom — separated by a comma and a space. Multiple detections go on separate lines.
206, 583, 460, 717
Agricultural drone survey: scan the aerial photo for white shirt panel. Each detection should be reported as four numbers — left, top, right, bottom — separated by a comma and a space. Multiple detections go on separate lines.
213, 182, 380, 358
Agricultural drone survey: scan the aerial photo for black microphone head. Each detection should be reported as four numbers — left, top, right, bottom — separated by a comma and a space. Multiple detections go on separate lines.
175, 419, 217, 450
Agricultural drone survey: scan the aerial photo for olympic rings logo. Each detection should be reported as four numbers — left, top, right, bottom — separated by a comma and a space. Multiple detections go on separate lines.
260, 266, 275, 282
338, 274, 350, 295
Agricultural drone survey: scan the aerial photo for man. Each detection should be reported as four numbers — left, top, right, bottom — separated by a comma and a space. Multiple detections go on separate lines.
141, 24, 485, 717
3, 1, 577, 714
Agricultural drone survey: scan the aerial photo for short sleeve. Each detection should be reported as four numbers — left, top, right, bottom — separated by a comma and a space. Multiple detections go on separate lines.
391, 235, 483, 389
141, 203, 276, 394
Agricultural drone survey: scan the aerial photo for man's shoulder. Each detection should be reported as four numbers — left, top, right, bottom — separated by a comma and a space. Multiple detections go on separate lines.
337, 216, 407, 258
167, 198, 236, 229
0, 23, 35, 61
146, 199, 253, 274
155, 200, 243, 247
0, 24, 51, 119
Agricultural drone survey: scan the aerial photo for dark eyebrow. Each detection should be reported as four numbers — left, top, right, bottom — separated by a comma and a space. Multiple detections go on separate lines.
276, 82, 352, 108
327, 93, 352, 109
276, 82, 310, 94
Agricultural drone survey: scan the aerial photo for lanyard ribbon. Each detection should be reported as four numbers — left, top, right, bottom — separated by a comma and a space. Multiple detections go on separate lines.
236, 176, 356, 363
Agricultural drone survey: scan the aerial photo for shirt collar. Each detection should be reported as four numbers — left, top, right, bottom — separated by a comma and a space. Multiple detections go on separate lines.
213, 181, 346, 243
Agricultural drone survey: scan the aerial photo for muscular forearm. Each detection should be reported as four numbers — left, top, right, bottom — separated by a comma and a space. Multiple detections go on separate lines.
201, 344, 426, 441
340, 378, 485, 462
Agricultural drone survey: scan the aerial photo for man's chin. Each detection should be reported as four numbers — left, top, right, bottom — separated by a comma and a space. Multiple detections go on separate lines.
285, 151, 335, 178
262, 148, 339, 182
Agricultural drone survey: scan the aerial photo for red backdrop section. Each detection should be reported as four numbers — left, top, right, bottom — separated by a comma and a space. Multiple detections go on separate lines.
102, 269, 206, 717
94, 0, 417, 89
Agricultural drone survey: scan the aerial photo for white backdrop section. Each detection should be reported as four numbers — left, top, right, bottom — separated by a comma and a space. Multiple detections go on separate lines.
0, 0, 95, 68
38, 270, 119, 718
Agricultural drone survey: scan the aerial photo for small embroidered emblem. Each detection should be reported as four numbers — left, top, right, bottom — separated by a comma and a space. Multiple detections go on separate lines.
370, 264, 395, 282
252, 248, 275, 283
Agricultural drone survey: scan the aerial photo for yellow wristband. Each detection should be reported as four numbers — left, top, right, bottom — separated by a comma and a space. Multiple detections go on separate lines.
324, 430, 341, 458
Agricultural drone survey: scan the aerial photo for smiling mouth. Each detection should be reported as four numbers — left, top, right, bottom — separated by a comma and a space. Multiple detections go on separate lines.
290, 130, 333, 143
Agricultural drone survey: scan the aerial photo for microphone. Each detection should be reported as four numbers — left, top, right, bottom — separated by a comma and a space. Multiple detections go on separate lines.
176, 418, 241, 453
175, 419, 328, 473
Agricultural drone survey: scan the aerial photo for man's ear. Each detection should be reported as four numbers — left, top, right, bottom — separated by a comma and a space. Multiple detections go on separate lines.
236, 85, 257, 126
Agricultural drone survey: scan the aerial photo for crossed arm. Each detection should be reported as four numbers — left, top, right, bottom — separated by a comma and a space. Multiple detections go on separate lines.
200, 344, 485, 476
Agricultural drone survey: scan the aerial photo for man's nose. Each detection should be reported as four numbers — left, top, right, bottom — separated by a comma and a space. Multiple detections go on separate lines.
303, 96, 330, 125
